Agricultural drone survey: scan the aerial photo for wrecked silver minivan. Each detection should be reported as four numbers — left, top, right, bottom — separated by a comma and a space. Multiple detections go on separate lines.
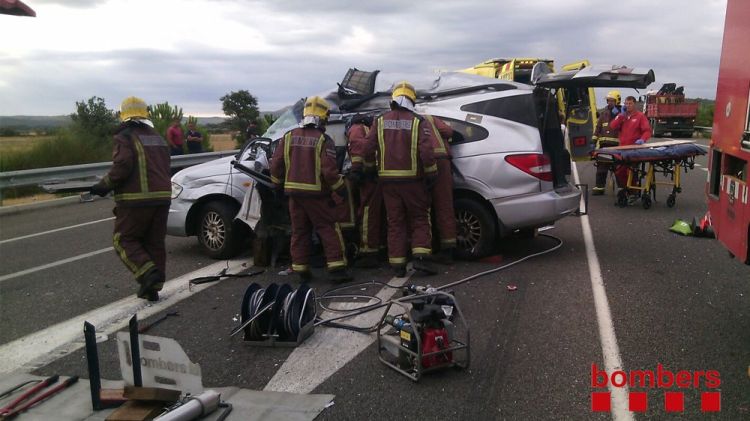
169, 65, 654, 259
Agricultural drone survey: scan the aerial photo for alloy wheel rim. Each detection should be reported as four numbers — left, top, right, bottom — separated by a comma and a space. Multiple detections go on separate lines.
202, 211, 226, 251
456, 210, 481, 252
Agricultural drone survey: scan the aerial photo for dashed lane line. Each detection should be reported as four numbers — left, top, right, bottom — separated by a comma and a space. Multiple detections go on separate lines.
573, 162, 634, 421
0, 217, 115, 245
0, 258, 249, 374
0, 247, 114, 284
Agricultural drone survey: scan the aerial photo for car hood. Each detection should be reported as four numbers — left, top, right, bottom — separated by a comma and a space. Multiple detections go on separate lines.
172, 155, 236, 186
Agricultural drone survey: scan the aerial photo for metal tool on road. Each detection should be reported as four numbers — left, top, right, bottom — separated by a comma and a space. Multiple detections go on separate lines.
189, 269, 264, 288
0, 375, 79, 420
139, 311, 180, 334
377, 289, 469, 382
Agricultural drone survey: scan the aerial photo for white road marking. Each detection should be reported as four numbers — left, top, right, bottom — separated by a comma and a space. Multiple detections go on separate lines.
0, 258, 249, 374
701, 168, 709, 172
694, 163, 702, 167
264, 275, 411, 394
573, 162, 634, 421
0, 217, 115, 245
0, 247, 114, 284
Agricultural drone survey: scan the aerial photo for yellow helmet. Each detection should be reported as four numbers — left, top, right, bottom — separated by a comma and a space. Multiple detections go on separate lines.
120, 96, 148, 122
392, 81, 417, 103
606, 90, 621, 104
303, 96, 330, 119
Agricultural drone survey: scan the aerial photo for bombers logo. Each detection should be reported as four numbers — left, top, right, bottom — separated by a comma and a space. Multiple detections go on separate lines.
591, 363, 721, 413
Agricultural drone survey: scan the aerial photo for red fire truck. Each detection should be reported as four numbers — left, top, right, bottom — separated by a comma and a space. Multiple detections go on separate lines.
706, 0, 750, 264
644, 83, 699, 138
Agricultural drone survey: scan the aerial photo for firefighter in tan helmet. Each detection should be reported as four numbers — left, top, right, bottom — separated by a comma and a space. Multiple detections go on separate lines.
270, 96, 353, 283
89, 96, 172, 301
592, 90, 623, 195
358, 81, 438, 277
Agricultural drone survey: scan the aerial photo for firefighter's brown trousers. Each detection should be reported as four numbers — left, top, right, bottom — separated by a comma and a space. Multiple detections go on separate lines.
432, 159, 456, 248
357, 178, 385, 254
112, 205, 169, 290
382, 181, 432, 267
289, 195, 346, 273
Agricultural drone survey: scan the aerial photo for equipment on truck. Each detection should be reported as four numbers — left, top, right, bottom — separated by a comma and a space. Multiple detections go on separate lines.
377, 288, 469, 382
643, 83, 699, 138
592, 140, 706, 209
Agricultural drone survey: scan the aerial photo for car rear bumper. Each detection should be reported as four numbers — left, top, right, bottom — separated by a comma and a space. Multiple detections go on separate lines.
490, 183, 581, 230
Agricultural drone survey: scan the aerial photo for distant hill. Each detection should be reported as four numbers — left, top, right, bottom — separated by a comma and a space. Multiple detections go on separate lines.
0, 114, 282, 130
0, 115, 71, 129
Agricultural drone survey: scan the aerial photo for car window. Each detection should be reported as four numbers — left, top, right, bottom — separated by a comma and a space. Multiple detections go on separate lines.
460, 94, 538, 128
435, 116, 489, 145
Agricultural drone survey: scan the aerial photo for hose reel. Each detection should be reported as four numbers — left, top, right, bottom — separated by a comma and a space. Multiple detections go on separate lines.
231, 282, 316, 346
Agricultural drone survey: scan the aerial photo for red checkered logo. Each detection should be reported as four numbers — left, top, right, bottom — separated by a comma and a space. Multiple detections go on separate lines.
591, 363, 721, 413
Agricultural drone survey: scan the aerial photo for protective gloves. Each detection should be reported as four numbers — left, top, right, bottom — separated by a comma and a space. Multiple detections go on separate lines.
634, 139, 645, 145
424, 174, 438, 190
89, 184, 110, 197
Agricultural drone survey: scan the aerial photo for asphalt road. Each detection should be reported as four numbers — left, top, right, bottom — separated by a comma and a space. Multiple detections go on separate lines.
0, 137, 748, 420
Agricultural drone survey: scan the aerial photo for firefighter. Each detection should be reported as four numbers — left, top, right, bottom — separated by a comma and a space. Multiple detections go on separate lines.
269, 96, 352, 283
89, 97, 171, 301
591, 90, 623, 195
609, 95, 652, 197
423, 114, 456, 262
359, 81, 438, 277
347, 113, 384, 268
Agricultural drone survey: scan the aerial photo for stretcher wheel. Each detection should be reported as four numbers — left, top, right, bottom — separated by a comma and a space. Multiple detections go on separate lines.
616, 190, 628, 208
641, 195, 652, 209
666, 194, 676, 208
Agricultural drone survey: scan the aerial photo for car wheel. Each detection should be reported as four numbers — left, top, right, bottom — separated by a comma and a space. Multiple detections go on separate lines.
454, 198, 496, 259
197, 201, 243, 259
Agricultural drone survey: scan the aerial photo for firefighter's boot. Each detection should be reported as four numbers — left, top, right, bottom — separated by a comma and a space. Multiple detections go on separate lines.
592, 186, 605, 196
434, 248, 455, 265
392, 265, 407, 278
137, 267, 163, 302
412, 254, 437, 276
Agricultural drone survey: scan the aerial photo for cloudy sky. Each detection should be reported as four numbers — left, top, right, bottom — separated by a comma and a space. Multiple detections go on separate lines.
1, 0, 728, 116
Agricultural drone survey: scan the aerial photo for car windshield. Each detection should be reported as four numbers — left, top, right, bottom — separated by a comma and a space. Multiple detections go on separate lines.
262, 103, 302, 139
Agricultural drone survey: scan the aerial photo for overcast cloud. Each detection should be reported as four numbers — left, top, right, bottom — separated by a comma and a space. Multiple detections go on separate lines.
0, 0, 728, 116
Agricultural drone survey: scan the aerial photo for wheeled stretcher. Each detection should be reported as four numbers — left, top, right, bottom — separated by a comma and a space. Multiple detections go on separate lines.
591, 140, 706, 209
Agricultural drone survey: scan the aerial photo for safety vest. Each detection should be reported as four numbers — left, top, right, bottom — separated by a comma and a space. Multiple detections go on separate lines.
276, 128, 344, 194
376, 113, 422, 179
103, 125, 171, 205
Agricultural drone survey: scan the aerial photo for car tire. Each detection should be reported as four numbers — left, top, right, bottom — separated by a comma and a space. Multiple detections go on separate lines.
197, 201, 244, 259
454, 198, 496, 259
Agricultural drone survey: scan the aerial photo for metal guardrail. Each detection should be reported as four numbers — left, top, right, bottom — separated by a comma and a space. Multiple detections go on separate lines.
0, 150, 239, 200
694, 126, 713, 132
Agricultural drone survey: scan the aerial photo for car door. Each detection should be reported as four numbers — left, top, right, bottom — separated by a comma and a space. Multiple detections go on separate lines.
533, 62, 655, 160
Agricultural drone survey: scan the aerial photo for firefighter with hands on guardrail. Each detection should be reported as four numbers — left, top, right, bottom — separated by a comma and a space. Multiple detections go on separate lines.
269, 96, 353, 284
347, 113, 385, 269
89, 96, 172, 302
609, 95, 653, 195
591, 90, 623, 195
360, 81, 438, 278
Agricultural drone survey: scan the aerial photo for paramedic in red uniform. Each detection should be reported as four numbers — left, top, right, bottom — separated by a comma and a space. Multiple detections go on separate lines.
360, 81, 438, 277
609, 95, 652, 191
89, 96, 171, 301
423, 114, 457, 263
347, 114, 384, 268
270, 96, 352, 283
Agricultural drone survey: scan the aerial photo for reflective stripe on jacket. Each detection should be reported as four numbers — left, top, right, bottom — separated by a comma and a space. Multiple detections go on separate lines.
269, 126, 344, 195
101, 123, 171, 206
363, 109, 437, 180
424, 115, 453, 159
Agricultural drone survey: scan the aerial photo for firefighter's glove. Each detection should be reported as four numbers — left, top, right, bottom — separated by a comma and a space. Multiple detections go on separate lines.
611, 107, 620, 116
424, 174, 438, 191
331, 187, 346, 206
635, 139, 645, 145
272, 186, 285, 201
89, 184, 110, 197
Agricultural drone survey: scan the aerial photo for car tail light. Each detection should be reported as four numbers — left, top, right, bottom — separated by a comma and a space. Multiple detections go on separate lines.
572, 136, 587, 146
505, 154, 553, 182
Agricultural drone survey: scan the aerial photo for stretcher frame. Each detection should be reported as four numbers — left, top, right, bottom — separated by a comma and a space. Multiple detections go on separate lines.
591, 140, 704, 209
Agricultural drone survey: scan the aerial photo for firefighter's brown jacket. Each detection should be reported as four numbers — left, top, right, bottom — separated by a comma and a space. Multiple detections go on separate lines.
270, 126, 345, 196
98, 122, 171, 207
361, 109, 437, 181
